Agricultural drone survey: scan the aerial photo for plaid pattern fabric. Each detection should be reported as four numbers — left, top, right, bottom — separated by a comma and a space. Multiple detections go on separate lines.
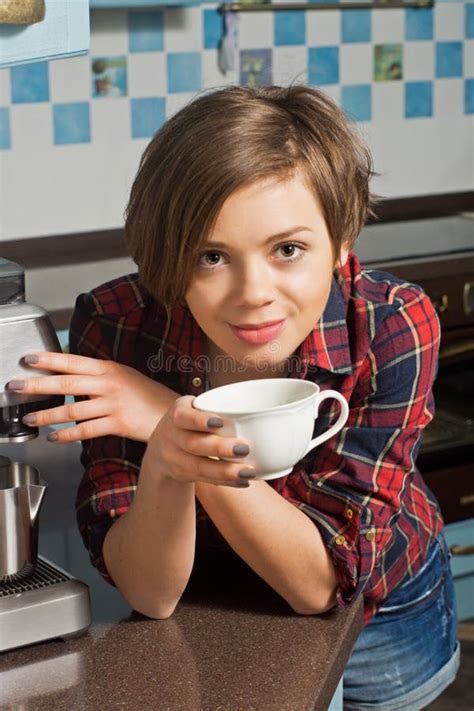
69, 252, 443, 623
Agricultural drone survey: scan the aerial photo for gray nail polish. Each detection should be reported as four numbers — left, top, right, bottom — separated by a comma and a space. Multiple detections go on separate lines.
238, 468, 256, 479
207, 417, 224, 428
22, 414, 37, 425
233, 481, 250, 488
233, 443, 250, 456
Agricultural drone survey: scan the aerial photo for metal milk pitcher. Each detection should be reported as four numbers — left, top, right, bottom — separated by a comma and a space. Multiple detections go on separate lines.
0, 456, 47, 582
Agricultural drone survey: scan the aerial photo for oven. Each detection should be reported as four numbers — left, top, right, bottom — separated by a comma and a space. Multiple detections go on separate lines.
372, 250, 474, 526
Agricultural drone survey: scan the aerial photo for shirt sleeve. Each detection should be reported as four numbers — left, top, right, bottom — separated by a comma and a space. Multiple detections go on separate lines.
68, 291, 146, 585
279, 289, 441, 610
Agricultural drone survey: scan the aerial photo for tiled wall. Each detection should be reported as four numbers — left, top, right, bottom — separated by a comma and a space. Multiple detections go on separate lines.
0, 1, 473, 240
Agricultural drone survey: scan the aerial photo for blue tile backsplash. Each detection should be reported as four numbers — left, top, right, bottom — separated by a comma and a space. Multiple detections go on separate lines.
274, 12, 306, 47
0, 0, 471, 234
53, 102, 91, 145
167, 51, 202, 93
128, 10, 164, 53
0, 107, 10, 150
405, 7, 434, 41
131, 96, 166, 138
405, 81, 433, 119
11, 61, 49, 103
308, 47, 340, 86
0, 4, 471, 150
436, 41, 464, 78
342, 10, 371, 44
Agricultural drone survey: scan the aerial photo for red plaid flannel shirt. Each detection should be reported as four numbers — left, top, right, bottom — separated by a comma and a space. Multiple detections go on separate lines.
69, 252, 443, 623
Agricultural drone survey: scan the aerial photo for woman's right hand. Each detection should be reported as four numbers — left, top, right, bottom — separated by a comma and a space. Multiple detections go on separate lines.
145, 396, 256, 488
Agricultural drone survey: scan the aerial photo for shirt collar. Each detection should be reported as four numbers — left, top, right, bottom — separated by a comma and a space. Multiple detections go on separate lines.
295, 273, 353, 376
169, 272, 352, 378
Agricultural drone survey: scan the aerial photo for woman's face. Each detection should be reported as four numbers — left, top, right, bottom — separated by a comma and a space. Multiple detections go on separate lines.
184, 170, 348, 379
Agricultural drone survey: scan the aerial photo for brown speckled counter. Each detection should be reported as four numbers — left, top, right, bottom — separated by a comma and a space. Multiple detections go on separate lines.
1, 429, 363, 710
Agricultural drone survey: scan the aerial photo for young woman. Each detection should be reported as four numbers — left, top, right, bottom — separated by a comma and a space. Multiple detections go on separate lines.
12, 85, 459, 709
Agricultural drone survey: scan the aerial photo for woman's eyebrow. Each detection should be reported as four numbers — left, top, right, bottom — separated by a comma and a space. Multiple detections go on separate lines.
205, 226, 313, 249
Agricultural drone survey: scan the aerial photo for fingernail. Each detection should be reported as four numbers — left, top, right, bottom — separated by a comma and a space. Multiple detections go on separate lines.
238, 468, 256, 480
47, 432, 58, 442
207, 417, 224, 428
233, 444, 250, 456
8, 380, 25, 390
22, 414, 37, 425
233, 481, 250, 488
24, 354, 39, 364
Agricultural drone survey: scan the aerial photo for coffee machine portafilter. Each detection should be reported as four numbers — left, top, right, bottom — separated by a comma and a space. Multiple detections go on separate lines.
0, 258, 91, 652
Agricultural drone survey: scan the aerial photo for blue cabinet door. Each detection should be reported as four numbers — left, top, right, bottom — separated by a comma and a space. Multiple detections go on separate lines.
90, 0, 200, 7
444, 519, 474, 621
0, 0, 89, 69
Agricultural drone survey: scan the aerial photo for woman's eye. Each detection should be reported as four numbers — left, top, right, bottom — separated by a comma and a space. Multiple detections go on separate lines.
198, 251, 222, 267
277, 243, 305, 261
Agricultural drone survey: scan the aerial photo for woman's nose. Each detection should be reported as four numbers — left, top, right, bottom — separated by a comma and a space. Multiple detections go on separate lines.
234, 263, 276, 306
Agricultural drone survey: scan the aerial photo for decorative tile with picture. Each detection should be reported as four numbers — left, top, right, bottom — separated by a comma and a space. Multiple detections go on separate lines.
240, 49, 272, 87
374, 44, 403, 82
91, 56, 128, 98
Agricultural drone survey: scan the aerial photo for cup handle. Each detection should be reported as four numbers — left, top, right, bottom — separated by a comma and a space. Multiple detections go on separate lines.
302, 390, 349, 457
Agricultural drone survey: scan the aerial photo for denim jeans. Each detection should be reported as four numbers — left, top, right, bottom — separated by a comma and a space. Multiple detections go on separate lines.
343, 532, 460, 710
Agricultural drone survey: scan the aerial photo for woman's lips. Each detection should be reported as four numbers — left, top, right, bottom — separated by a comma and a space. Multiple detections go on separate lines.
230, 319, 286, 344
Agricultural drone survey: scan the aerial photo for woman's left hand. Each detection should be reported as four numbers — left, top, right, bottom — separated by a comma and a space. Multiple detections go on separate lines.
7, 352, 181, 444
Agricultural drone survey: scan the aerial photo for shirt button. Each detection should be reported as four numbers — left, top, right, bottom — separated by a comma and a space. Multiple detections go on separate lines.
192, 377, 202, 387
365, 529, 376, 542
335, 534, 345, 546
345, 508, 354, 520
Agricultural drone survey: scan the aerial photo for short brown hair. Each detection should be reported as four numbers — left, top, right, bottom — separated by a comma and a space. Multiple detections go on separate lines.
124, 84, 379, 310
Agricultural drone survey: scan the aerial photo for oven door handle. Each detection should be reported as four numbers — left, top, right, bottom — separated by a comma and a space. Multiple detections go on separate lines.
449, 544, 474, 556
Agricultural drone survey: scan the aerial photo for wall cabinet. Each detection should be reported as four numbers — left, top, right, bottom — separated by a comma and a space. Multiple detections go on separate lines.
0, 0, 89, 69
90, 0, 201, 7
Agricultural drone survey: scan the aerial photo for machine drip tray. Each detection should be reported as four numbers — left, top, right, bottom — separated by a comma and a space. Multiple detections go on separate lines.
0, 556, 91, 653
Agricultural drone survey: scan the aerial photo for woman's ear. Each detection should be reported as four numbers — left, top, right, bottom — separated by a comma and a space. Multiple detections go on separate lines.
335, 243, 350, 269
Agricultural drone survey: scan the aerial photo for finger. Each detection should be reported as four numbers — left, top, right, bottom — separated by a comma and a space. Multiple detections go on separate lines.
175, 397, 234, 435
22, 397, 110, 428
8, 373, 107, 397
171, 448, 255, 487
175, 429, 251, 462
45, 416, 116, 444
21, 351, 110, 376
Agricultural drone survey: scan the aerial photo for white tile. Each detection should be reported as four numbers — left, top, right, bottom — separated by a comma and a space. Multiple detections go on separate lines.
166, 92, 197, 118
91, 97, 130, 142
317, 85, 340, 107
404, 41, 434, 81
465, 39, 474, 77
0, 67, 10, 105
89, 9, 128, 55
164, 7, 203, 52
49, 55, 90, 103
306, 11, 340, 47
10, 104, 52, 152
435, 1, 464, 41
202, 50, 238, 90
434, 78, 463, 117
340, 44, 372, 85
239, 13, 273, 49
372, 9, 404, 44
127, 52, 167, 97
372, 81, 404, 122
272, 46, 307, 86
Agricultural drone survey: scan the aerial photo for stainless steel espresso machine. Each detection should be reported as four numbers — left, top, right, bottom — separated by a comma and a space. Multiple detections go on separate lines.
0, 258, 91, 652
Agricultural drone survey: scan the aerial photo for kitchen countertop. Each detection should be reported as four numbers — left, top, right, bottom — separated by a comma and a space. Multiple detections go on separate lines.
1, 430, 363, 710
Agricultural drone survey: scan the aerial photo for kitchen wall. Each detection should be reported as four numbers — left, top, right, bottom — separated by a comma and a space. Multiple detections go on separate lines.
0, 1, 472, 242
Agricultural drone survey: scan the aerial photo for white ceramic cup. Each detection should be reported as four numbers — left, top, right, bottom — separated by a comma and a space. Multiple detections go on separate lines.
192, 378, 349, 480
